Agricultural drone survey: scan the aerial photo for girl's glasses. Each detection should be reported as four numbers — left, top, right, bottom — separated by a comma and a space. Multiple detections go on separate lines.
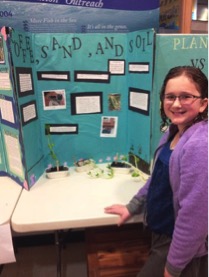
163, 94, 201, 105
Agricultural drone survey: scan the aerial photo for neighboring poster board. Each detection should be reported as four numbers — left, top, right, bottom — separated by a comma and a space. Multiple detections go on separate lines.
151, 34, 208, 158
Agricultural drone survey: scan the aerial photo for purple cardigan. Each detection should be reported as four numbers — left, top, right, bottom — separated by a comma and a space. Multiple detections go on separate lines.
137, 121, 208, 276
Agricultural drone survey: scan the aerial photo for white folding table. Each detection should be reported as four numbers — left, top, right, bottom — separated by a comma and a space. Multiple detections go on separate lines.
0, 176, 22, 271
11, 166, 147, 276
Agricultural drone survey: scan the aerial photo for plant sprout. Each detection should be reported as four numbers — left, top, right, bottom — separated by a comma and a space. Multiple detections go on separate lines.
45, 124, 60, 171
112, 150, 147, 181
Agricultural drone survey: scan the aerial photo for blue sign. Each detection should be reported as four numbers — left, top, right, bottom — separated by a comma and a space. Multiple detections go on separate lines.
2, 0, 159, 11
0, 0, 159, 33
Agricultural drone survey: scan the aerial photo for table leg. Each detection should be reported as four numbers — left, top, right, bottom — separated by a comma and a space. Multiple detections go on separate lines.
55, 231, 62, 277
0, 264, 4, 274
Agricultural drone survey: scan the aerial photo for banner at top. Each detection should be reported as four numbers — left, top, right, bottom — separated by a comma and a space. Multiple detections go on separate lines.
3, 0, 159, 11
0, 0, 159, 33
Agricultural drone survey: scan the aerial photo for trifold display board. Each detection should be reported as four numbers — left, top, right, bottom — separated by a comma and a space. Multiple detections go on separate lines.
0, 29, 208, 190
0, 28, 155, 190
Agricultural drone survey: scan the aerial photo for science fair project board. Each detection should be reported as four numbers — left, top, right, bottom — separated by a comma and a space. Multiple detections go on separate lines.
0, 28, 155, 189
0, 29, 208, 190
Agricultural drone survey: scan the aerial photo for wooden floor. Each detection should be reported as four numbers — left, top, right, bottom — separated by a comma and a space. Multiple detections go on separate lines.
1, 232, 88, 277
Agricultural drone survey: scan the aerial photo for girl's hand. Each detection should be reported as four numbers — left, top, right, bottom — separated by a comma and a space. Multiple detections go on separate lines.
164, 268, 173, 277
104, 204, 131, 226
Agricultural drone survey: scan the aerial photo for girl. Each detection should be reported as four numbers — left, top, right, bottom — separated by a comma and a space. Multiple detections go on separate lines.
105, 66, 208, 277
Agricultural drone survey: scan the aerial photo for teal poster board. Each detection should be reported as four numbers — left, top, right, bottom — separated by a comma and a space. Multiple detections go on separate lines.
8, 30, 45, 189
126, 30, 154, 166
8, 28, 155, 189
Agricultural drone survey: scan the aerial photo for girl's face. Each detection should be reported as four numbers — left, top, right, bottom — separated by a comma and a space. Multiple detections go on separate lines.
163, 75, 208, 132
